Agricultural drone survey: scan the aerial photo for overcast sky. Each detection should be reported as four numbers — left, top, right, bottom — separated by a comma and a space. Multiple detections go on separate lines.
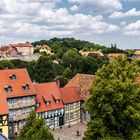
0, 0, 140, 49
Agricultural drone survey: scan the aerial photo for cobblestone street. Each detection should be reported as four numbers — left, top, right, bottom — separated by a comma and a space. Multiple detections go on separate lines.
51, 123, 86, 140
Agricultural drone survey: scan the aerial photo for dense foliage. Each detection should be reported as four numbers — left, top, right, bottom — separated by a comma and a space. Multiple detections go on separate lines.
0, 38, 131, 86
84, 57, 140, 140
0, 53, 108, 86
16, 110, 54, 140
32, 38, 126, 57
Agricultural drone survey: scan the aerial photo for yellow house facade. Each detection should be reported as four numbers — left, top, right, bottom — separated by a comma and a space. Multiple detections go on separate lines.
0, 115, 8, 138
0, 92, 9, 138
64, 101, 80, 124
38, 45, 52, 54
60, 87, 81, 125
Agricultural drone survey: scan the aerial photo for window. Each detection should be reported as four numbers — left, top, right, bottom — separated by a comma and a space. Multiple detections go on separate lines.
4, 86, 12, 93
60, 108, 64, 114
55, 99, 60, 103
0, 116, 2, 123
22, 84, 29, 91
13, 98, 17, 104
52, 111, 54, 116
36, 102, 40, 107
9, 74, 16, 80
50, 118, 55, 126
65, 113, 69, 121
27, 97, 31, 102
70, 103, 74, 109
48, 111, 51, 117
65, 104, 69, 111
70, 112, 74, 120
22, 97, 26, 102
8, 99, 13, 105
45, 112, 48, 117
75, 111, 79, 118
76, 102, 79, 108
46, 101, 50, 105
55, 110, 58, 115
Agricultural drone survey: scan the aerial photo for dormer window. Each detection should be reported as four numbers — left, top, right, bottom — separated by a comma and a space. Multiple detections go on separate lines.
55, 99, 60, 103
22, 84, 29, 91
9, 74, 16, 80
4, 86, 12, 93
46, 101, 50, 105
36, 102, 40, 107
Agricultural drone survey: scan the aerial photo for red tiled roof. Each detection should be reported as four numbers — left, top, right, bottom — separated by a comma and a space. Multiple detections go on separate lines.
108, 53, 124, 57
9, 43, 32, 47
66, 74, 95, 101
0, 93, 9, 115
34, 82, 64, 113
0, 68, 36, 98
0, 46, 9, 51
60, 87, 81, 104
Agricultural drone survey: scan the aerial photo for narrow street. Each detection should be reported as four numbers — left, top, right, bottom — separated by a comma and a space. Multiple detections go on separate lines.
51, 123, 86, 140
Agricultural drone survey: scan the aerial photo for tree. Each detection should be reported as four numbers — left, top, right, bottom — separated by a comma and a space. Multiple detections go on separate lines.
34, 56, 55, 82
16, 110, 54, 140
80, 55, 107, 74
84, 57, 140, 140
62, 49, 82, 70
0, 60, 14, 69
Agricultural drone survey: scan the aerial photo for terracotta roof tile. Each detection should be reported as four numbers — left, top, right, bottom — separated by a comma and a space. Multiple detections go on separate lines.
60, 87, 81, 104
0, 93, 9, 115
9, 43, 32, 47
0, 46, 9, 51
34, 82, 64, 113
107, 53, 124, 57
0, 68, 36, 98
65, 74, 95, 101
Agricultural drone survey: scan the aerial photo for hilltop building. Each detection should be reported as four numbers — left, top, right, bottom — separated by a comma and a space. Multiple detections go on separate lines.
79, 50, 104, 57
9, 43, 34, 56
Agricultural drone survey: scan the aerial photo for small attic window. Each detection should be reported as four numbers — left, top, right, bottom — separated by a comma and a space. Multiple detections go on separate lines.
9, 74, 16, 80
5, 86, 12, 93
46, 101, 50, 105
36, 102, 40, 107
55, 99, 60, 103
22, 84, 29, 91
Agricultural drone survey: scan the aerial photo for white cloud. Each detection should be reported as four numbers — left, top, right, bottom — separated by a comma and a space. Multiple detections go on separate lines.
70, 5, 79, 11
124, 20, 140, 36
67, 0, 122, 13
109, 8, 140, 18
0, 0, 119, 44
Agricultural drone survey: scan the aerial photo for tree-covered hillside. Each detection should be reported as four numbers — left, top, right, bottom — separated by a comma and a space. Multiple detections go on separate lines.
32, 38, 126, 58
0, 38, 132, 86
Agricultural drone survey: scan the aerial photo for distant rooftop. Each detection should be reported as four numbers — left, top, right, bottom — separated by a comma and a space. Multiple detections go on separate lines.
9, 43, 32, 47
